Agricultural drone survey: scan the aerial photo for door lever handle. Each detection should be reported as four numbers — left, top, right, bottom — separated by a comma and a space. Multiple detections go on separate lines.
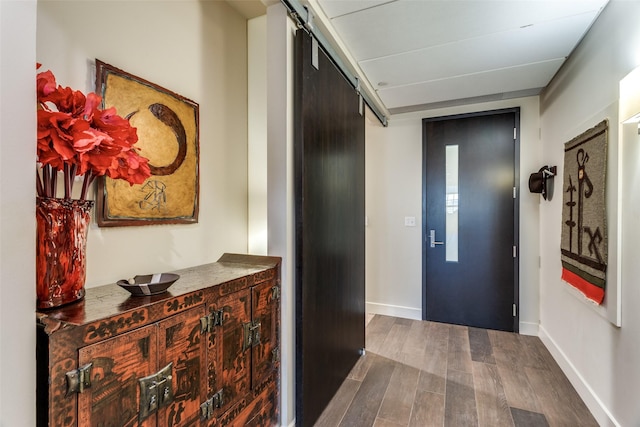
429, 230, 444, 248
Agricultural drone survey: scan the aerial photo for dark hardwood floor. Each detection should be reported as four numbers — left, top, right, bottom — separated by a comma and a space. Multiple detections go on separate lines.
315, 315, 598, 427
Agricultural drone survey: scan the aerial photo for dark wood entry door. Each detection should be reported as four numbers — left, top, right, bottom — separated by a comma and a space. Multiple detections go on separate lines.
423, 110, 519, 332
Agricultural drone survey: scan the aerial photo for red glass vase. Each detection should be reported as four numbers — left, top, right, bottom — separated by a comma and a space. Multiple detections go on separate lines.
36, 197, 93, 309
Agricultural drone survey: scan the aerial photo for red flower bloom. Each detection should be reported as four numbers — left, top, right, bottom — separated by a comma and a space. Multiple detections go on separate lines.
107, 149, 151, 185
36, 69, 57, 98
36, 66, 151, 200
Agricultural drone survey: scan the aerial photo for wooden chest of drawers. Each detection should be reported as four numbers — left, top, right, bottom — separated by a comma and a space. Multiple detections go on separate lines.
37, 254, 281, 427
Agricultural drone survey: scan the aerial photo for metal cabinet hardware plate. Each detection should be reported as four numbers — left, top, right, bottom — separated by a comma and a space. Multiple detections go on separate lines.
242, 321, 252, 351
242, 319, 262, 352
200, 389, 224, 420
139, 373, 157, 421
200, 309, 224, 333
138, 362, 173, 422
213, 389, 224, 409
66, 363, 93, 395
156, 363, 174, 407
271, 285, 281, 301
200, 400, 212, 420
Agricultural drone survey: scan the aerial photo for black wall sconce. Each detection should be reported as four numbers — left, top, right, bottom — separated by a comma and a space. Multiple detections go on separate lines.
528, 165, 557, 201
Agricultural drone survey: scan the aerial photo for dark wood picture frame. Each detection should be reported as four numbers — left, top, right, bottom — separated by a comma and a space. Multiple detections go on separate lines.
95, 59, 199, 227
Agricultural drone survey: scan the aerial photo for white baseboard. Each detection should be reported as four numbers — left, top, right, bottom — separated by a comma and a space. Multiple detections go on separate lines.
366, 302, 422, 320
283, 420, 295, 427
518, 321, 539, 336
538, 325, 620, 427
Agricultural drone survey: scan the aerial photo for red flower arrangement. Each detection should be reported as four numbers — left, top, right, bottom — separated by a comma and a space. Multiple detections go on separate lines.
36, 64, 151, 200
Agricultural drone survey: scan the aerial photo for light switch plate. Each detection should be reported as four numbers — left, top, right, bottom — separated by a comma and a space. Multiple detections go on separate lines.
404, 216, 416, 227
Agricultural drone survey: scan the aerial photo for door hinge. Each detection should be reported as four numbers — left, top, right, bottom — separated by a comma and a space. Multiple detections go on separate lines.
200, 308, 224, 333
66, 363, 93, 395
514, 127, 517, 140
243, 319, 262, 351
200, 389, 224, 420
513, 303, 517, 317
513, 246, 517, 258
513, 187, 517, 199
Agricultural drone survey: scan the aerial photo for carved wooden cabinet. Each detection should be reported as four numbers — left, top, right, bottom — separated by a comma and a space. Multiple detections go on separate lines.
37, 254, 281, 427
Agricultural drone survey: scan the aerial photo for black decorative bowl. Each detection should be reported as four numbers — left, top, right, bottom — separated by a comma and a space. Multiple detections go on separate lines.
117, 273, 180, 296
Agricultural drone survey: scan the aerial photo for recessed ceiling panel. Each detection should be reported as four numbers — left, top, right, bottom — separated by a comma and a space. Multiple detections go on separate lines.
360, 11, 596, 88
328, 0, 607, 61
377, 58, 564, 108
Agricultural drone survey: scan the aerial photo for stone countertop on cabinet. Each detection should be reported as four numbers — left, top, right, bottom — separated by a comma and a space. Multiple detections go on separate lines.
36, 253, 281, 329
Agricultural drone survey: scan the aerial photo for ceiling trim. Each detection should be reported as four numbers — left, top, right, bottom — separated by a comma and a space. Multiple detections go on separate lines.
388, 88, 542, 115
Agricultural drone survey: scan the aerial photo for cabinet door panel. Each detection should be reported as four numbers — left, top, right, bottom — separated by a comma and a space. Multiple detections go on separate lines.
209, 289, 251, 415
245, 387, 278, 427
221, 385, 278, 427
78, 324, 158, 427
252, 280, 278, 387
158, 306, 207, 427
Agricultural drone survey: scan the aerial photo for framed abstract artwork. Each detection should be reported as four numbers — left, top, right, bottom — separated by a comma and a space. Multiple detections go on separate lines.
95, 60, 199, 226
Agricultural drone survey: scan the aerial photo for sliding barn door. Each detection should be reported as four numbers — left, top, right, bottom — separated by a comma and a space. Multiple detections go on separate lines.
294, 30, 366, 427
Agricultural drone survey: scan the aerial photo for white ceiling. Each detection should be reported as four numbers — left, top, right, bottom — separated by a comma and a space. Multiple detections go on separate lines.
315, 0, 609, 114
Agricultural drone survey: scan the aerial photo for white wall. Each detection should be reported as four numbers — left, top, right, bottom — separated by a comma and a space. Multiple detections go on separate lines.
539, 1, 640, 425
365, 97, 541, 333
365, 109, 424, 320
36, 0, 250, 288
0, 2, 37, 425
266, 5, 296, 426
248, 15, 268, 256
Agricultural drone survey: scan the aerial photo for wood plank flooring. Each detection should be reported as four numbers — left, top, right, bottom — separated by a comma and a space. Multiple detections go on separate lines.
315, 315, 598, 427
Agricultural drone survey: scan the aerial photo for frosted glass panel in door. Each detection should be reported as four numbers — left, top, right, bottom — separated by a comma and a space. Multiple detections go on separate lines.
446, 145, 458, 262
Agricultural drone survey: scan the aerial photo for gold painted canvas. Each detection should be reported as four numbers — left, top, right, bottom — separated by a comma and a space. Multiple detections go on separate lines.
95, 60, 199, 226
